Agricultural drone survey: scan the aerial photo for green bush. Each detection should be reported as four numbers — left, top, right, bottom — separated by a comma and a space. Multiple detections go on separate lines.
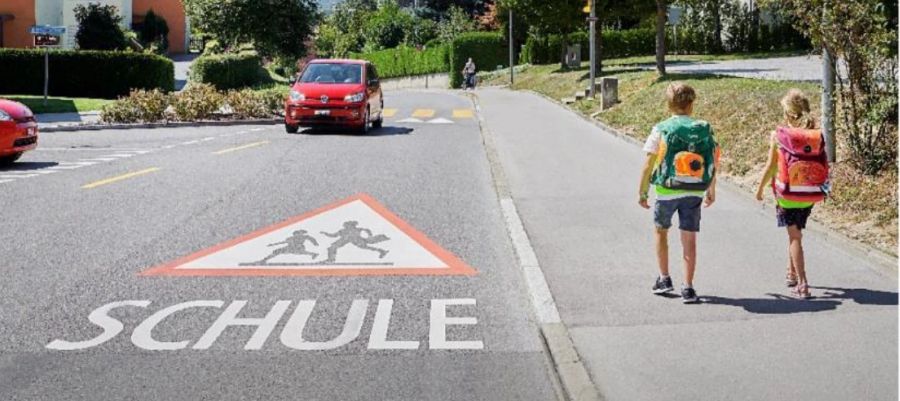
190, 52, 264, 90
100, 89, 170, 123
0, 48, 174, 99
138, 9, 170, 53
171, 83, 223, 121
225, 89, 271, 119
449, 32, 507, 88
350, 45, 449, 79
520, 29, 656, 65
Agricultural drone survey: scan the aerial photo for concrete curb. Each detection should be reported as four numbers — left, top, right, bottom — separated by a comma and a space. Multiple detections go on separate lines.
40, 118, 282, 133
467, 91, 604, 401
522, 88, 897, 276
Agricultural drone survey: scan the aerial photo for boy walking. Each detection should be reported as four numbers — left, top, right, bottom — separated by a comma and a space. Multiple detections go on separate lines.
638, 82, 719, 303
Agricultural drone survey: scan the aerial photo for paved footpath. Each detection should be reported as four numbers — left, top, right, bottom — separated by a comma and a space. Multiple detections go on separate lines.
477, 88, 898, 401
659, 55, 824, 81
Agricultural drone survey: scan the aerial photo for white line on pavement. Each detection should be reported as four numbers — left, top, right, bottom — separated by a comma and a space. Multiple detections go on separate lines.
0, 179, 13, 184
181, 140, 200, 145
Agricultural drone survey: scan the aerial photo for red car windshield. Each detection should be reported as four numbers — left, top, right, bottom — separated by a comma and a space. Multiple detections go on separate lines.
299, 63, 363, 84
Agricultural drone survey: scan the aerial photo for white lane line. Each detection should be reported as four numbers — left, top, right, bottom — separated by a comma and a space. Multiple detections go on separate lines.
161, 145, 177, 149
200, 137, 216, 142
103, 154, 135, 158
58, 161, 99, 166
80, 158, 117, 162
500, 198, 562, 324
181, 140, 200, 145
49, 164, 89, 170
24, 170, 59, 175
0, 179, 13, 184
250, 128, 264, 132
130, 150, 154, 154
0, 174, 38, 178
35, 148, 149, 152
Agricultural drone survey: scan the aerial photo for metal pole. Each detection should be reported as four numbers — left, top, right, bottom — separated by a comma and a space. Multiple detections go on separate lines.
821, 2, 836, 163
509, 9, 514, 85
588, 0, 596, 98
44, 47, 49, 106
822, 47, 836, 162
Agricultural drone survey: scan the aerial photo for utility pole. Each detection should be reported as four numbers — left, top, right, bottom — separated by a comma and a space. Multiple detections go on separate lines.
509, 8, 514, 85
821, 3, 836, 162
588, 0, 597, 98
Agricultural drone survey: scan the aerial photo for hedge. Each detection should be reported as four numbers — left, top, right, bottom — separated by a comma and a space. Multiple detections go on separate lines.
190, 52, 263, 90
449, 32, 507, 88
349, 45, 449, 79
520, 29, 656, 65
0, 48, 174, 99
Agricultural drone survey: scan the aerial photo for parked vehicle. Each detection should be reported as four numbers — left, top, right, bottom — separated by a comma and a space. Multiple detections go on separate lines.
0, 99, 38, 165
284, 59, 384, 134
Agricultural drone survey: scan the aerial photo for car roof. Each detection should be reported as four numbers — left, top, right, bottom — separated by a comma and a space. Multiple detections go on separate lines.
308, 59, 368, 65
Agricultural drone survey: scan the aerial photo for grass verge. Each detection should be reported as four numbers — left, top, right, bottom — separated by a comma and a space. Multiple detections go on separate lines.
2, 95, 112, 114
484, 62, 898, 256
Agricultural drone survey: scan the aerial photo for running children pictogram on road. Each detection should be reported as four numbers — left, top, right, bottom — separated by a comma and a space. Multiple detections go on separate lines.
140, 194, 477, 276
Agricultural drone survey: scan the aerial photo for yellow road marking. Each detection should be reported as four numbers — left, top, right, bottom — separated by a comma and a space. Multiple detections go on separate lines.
411, 109, 435, 118
213, 140, 270, 155
452, 109, 474, 119
382, 108, 398, 117
82, 167, 160, 189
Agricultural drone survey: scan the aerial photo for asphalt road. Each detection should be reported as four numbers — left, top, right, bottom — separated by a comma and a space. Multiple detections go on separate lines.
0, 91, 561, 400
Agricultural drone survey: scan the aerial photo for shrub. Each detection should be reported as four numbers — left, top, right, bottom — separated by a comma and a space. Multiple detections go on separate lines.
171, 83, 223, 121
449, 32, 506, 88
521, 29, 656, 65
0, 48, 174, 99
350, 45, 449, 79
256, 88, 287, 115
74, 3, 128, 51
190, 52, 264, 90
100, 89, 170, 123
225, 89, 271, 119
138, 9, 170, 53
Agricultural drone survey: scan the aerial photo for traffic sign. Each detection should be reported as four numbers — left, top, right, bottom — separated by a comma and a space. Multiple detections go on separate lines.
141, 194, 478, 276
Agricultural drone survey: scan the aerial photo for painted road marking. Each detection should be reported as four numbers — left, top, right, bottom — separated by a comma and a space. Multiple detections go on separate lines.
382, 108, 398, 117
411, 109, 435, 118
397, 118, 424, 123
82, 167, 160, 189
0, 174, 39, 179
104, 154, 136, 158
141, 193, 477, 277
80, 157, 118, 162
46, 298, 483, 351
250, 128, 264, 132
427, 118, 454, 124
181, 140, 201, 145
452, 109, 474, 119
0, 179, 13, 184
213, 141, 269, 155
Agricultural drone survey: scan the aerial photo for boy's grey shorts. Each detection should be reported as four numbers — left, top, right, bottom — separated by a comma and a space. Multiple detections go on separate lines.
654, 197, 703, 232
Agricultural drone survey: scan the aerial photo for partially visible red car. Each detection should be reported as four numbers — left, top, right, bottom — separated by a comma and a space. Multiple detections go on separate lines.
0, 99, 38, 164
284, 59, 384, 134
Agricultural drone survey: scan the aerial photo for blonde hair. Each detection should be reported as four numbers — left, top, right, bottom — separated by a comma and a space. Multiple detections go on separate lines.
780, 89, 816, 129
666, 82, 696, 114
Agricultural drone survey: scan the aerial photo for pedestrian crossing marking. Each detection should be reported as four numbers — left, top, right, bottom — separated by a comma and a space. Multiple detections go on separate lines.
452, 109, 474, 119
397, 118, 424, 123
382, 108, 398, 117
411, 109, 436, 118
427, 118, 454, 124
140, 193, 477, 277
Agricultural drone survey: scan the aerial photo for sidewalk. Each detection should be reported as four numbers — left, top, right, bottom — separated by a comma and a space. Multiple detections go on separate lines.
650, 55, 825, 82
476, 88, 898, 401
36, 111, 101, 129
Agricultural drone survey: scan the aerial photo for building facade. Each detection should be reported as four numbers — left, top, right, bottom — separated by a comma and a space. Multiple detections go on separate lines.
0, 0, 189, 53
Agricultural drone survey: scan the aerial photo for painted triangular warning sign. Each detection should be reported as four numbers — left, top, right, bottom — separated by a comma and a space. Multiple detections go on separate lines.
141, 194, 477, 277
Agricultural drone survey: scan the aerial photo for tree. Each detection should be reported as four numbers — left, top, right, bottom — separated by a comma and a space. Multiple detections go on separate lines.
437, 5, 478, 43
74, 3, 128, 51
760, 0, 897, 174
362, 0, 414, 51
184, 0, 318, 59
655, 0, 667, 75
499, 0, 584, 67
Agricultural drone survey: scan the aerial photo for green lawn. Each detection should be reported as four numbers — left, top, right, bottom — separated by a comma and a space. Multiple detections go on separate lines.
484, 61, 897, 255
2, 95, 112, 114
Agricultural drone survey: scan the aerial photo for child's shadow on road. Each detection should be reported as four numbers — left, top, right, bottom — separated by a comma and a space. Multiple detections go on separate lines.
701, 287, 898, 315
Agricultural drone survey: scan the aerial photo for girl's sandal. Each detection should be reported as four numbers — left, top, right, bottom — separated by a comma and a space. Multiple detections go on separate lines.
791, 283, 812, 299
785, 271, 798, 287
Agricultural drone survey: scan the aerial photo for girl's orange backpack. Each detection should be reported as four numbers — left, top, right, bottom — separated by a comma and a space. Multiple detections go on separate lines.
773, 127, 830, 203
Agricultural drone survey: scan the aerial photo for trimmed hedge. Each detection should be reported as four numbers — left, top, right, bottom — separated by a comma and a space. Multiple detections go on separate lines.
449, 32, 507, 88
0, 48, 174, 99
350, 45, 449, 79
190, 52, 263, 90
520, 29, 656, 65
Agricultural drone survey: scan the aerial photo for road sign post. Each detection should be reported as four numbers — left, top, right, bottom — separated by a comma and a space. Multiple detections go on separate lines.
29, 25, 66, 106
509, 9, 514, 85
588, 0, 596, 98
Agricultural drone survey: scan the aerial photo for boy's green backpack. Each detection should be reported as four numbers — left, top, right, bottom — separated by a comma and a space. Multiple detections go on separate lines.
651, 116, 717, 191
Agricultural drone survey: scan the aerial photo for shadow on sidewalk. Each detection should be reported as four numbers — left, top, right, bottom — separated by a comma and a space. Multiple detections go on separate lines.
813, 286, 899, 306
701, 294, 841, 314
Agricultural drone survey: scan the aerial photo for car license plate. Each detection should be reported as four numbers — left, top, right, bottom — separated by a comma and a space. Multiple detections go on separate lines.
314, 110, 330, 116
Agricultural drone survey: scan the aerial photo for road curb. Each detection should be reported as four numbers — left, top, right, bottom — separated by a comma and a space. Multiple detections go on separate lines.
40, 118, 282, 133
467, 91, 604, 401
521, 88, 897, 276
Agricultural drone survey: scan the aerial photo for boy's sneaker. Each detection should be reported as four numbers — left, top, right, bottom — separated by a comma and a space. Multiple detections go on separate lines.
681, 287, 700, 304
652, 276, 674, 294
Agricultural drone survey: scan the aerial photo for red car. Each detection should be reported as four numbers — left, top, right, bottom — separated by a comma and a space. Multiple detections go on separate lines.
284, 59, 384, 134
0, 99, 38, 164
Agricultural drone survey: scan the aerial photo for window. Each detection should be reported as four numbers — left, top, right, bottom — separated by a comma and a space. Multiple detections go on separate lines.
299, 63, 363, 84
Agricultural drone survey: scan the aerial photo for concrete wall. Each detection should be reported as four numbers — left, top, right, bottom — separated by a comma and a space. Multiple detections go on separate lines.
380, 73, 450, 91
0, 0, 37, 48
133, 0, 187, 53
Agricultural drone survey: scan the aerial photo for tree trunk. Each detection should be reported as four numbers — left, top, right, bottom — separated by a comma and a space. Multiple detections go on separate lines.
655, 0, 667, 76
712, 2, 723, 53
